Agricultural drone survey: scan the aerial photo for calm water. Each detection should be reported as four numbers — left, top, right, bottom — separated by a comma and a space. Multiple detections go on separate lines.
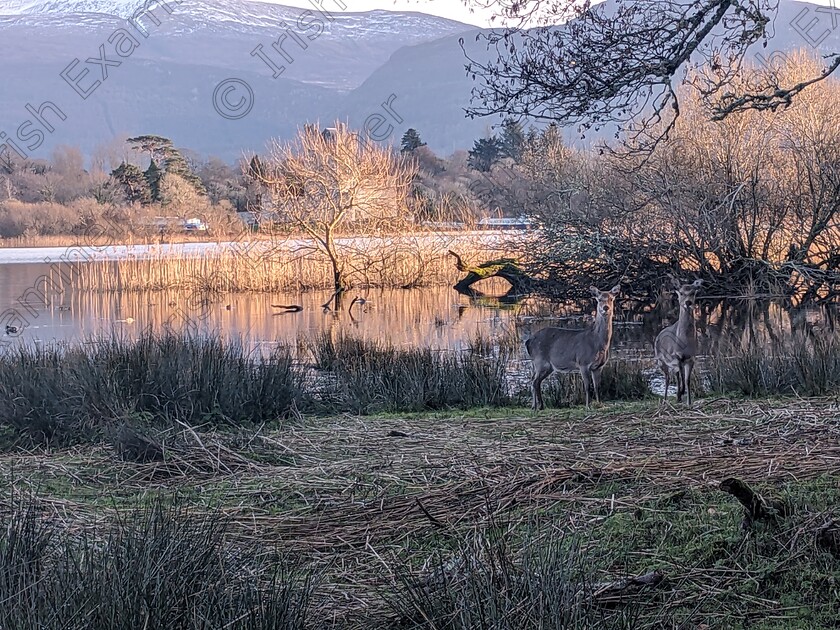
0, 261, 521, 353
0, 260, 835, 366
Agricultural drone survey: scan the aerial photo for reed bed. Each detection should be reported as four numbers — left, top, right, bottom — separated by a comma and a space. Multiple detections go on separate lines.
0, 333, 306, 445
708, 333, 840, 398
75, 234, 505, 293
5, 325, 840, 448
0, 331, 514, 446
541, 358, 653, 408
310, 332, 511, 414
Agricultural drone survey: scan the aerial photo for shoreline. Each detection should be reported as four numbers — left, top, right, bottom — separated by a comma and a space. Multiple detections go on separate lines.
0, 230, 511, 264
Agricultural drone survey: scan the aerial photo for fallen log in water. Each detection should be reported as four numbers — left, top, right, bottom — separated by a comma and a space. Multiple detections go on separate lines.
448, 250, 532, 297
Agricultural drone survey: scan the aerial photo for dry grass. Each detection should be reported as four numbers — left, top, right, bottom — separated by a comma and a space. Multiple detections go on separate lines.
0, 232, 243, 248
74, 233, 507, 292
5, 397, 840, 628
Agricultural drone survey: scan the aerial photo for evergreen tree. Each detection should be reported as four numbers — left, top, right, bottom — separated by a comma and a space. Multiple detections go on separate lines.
245, 155, 265, 216
127, 135, 174, 163
467, 137, 503, 172
525, 126, 540, 147
144, 159, 163, 202
500, 120, 526, 161
400, 128, 426, 153
163, 151, 206, 196
109, 162, 152, 204
247, 155, 265, 180
127, 134, 206, 197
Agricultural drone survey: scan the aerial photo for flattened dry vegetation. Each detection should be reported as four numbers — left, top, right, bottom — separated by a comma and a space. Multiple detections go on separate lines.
4, 398, 840, 628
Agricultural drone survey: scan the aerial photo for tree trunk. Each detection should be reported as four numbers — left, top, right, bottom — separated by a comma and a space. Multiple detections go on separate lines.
448, 250, 531, 297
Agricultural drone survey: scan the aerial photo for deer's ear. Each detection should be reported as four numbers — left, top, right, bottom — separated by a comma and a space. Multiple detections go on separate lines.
609, 284, 620, 296
692, 279, 703, 288
590, 286, 599, 297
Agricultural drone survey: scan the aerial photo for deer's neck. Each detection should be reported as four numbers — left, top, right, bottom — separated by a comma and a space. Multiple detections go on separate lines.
592, 310, 614, 349
677, 306, 696, 338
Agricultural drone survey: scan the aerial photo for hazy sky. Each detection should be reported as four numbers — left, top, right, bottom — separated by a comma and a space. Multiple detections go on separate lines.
267, 1, 497, 26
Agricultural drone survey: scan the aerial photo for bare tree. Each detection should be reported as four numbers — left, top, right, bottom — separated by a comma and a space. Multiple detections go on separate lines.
460, 0, 840, 152
252, 123, 417, 296
502, 52, 840, 301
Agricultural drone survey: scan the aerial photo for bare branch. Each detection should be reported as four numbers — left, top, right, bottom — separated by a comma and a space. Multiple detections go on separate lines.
461, 0, 839, 153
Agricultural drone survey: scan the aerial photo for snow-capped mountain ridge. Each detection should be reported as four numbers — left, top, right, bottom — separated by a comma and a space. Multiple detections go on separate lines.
0, 0, 473, 38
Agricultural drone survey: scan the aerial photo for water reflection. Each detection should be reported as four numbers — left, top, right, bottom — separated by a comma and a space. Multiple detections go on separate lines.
0, 263, 521, 354
0, 262, 836, 362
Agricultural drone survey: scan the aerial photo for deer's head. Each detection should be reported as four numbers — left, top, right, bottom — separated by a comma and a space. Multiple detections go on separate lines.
671, 278, 703, 312
590, 284, 621, 317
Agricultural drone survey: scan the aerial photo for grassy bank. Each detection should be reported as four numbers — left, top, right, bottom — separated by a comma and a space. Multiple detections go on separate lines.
4, 399, 840, 628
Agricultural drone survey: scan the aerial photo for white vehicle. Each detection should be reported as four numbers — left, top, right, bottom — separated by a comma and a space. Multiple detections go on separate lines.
183, 218, 209, 232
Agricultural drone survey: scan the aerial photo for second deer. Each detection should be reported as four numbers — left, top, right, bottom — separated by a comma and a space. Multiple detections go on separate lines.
526, 284, 621, 410
654, 278, 703, 405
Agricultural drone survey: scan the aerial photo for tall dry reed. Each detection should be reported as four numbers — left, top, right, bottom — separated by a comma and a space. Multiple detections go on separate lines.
75, 234, 508, 293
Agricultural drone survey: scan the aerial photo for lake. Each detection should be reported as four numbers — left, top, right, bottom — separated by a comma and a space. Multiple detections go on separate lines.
0, 254, 835, 377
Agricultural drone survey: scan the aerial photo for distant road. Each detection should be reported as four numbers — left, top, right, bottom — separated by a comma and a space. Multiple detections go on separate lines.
0, 230, 521, 265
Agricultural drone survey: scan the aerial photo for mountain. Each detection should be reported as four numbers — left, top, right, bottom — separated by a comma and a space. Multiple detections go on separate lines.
336, 31, 501, 156
0, 0, 474, 161
0, 0, 473, 89
1, 0, 838, 162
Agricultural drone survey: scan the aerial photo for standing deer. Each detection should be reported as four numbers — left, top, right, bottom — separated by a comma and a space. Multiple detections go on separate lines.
526, 284, 621, 410
654, 278, 703, 405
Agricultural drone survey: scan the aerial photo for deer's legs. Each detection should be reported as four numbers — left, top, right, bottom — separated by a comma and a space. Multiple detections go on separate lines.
591, 368, 602, 405
580, 367, 592, 409
676, 366, 685, 403
682, 361, 694, 406
660, 364, 669, 404
531, 363, 552, 411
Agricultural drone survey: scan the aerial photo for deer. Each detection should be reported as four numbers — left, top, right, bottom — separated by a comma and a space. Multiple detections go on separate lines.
654, 278, 703, 405
526, 284, 621, 411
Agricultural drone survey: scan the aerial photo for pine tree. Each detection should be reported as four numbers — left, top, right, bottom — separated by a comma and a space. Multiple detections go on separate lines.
127, 135, 173, 163
127, 134, 206, 196
109, 162, 152, 204
163, 151, 206, 196
144, 159, 163, 202
400, 128, 426, 153
500, 119, 526, 162
467, 137, 503, 172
